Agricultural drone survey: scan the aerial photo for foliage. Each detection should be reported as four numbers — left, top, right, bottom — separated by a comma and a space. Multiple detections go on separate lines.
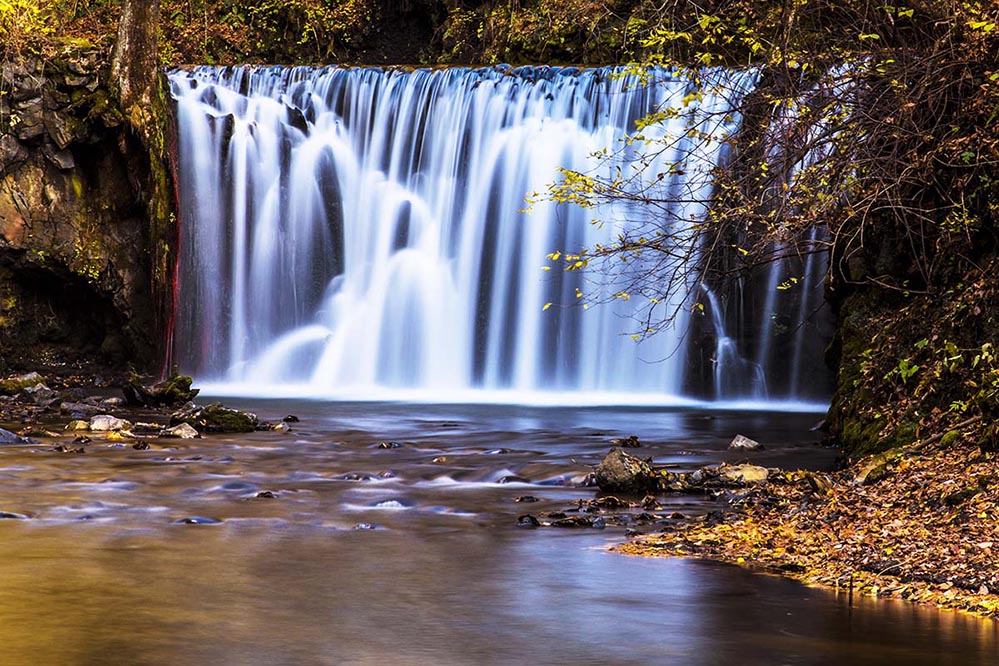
620, 433, 999, 619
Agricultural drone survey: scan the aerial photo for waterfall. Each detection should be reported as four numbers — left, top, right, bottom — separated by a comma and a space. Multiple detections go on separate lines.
168, 65, 829, 406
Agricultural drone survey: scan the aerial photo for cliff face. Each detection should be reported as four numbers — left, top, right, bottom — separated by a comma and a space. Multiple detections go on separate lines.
0, 51, 165, 373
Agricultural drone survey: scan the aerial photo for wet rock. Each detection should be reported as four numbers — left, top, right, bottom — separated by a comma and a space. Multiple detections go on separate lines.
594, 448, 656, 495
610, 434, 642, 448
171, 403, 258, 433
353, 523, 377, 530
105, 430, 135, 442
88, 414, 132, 432
283, 415, 300, 423
514, 495, 539, 503
377, 441, 403, 449
255, 491, 278, 499
54, 445, 86, 454
517, 514, 541, 528
432, 456, 448, 464
641, 495, 661, 510
0, 428, 28, 445
132, 442, 150, 450
717, 464, 769, 485
176, 516, 221, 525
266, 422, 290, 432
72, 436, 91, 445
159, 422, 201, 439
64, 420, 90, 431
551, 516, 599, 528
499, 475, 530, 484
729, 434, 763, 451
123, 372, 199, 407
100, 397, 125, 409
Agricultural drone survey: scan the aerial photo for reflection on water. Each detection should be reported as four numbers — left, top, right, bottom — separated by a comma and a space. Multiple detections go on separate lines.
0, 401, 994, 664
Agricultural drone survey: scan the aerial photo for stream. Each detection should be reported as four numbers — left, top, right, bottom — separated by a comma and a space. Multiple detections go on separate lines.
0, 400, 995, 664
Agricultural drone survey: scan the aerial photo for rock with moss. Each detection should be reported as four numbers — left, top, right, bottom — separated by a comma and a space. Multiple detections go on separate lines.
0, 372, 45, 395
171, 402, 258, 433
123, 371, 199, 407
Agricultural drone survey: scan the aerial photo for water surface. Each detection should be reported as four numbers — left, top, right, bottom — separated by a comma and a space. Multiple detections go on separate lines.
0, 400, 994, 664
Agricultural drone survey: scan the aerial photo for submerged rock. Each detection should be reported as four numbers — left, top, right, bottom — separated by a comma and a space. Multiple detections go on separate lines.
176, 516, 221, 525
729, 434, 764, 452
594, 448, 656, 495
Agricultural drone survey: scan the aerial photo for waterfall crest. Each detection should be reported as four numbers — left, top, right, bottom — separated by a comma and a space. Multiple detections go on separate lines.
169, 65, 828, 406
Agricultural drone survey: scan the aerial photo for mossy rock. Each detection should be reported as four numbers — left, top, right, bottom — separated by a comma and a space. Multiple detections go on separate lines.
173, 403, 258, 434
0, 372, 45, 396
123, 371, 199, 407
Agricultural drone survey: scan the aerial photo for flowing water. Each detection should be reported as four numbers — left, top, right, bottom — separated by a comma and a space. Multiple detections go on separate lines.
0, 401, 995, 664
169, 65, 831, 403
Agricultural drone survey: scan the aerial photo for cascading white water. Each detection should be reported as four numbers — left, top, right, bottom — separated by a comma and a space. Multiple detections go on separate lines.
168, 65, 827, 405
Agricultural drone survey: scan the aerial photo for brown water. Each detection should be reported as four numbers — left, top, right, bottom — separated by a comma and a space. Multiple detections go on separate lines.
0, 400, 995, 665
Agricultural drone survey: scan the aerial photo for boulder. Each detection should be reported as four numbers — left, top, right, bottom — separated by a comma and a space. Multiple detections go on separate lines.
65, 420, 90, 431
729, 434, 763, 451
594, 448, 656, 495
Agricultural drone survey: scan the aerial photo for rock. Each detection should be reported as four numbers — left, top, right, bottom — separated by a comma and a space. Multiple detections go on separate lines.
123, 371, 199, 407
65, 420, 90, 431
0, 372, 45, 395
283, 414, 300, 422
60, 402, 102, 417
88, 414, 132, 432
0, 135, 26, 164
854, 450, 904, 485
717, 464, 769, 485
0, 428, 28, 445
594, 448, 656, 495
159, 422, 201, 439
170, 402, 257, 433
255, 491, 278, 499
132, 442, 151, 450
517, 514, 541, 528
99, 397, 125, 409
105, 430, 135, 442
610, 434, 642, 448
176, 516, 221, 525
729, 434, 763, 451
23, 383, 58, 405
268, 422, 290, 432
132, 422, 164, 435
514, 495, 539, 503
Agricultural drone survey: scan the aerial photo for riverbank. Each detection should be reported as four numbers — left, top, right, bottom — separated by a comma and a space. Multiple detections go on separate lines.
617, 433, 999, 621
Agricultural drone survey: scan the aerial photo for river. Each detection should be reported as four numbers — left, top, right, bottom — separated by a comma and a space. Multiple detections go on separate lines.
0, 400, 995, 664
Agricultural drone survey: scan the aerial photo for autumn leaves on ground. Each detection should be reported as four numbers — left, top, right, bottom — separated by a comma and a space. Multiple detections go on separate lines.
618, 431, 999, 620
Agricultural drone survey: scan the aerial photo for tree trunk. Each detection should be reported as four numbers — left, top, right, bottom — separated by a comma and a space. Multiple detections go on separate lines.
109, 0, 177, 373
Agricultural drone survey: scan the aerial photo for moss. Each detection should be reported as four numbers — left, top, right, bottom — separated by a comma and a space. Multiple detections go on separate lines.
178, 403, 258, 433
0, 372, 45, 395
940, 430, 962, 448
